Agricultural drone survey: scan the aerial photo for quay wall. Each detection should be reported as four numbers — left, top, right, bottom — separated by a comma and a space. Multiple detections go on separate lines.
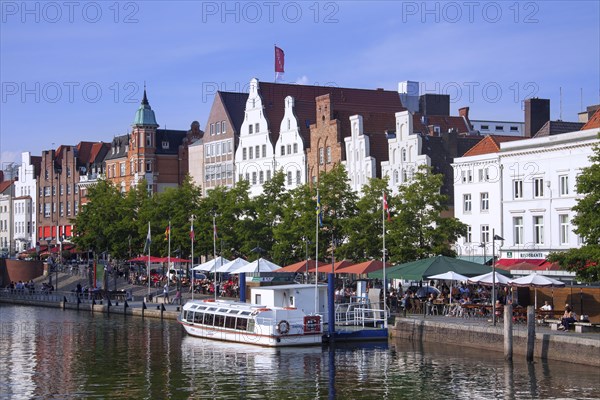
0, 296, 180, 321
391, 318, 599, 367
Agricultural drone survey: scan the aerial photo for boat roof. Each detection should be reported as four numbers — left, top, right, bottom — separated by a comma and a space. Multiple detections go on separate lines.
252, 283, 327, 291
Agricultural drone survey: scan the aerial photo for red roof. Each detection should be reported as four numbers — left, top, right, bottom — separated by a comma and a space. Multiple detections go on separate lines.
337, 260, 391, 274
582, 108, 600, 130
0, 180, 14, 194
462, 135, 525, 157
277, 260, 327, 273
412, 113, 470, 135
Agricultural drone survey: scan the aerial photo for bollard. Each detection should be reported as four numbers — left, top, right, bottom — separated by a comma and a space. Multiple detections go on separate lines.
142, 301, 147, 318
526, 305, 535, 362
160, 303, 166, 319
504, 304, 513, 361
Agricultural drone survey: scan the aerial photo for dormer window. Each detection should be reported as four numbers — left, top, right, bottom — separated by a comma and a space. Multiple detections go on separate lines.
162, 140, 169, 149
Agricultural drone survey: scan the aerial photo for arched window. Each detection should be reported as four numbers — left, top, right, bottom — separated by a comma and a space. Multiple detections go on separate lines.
402, 148, 407, 162
393, 170, 399, 184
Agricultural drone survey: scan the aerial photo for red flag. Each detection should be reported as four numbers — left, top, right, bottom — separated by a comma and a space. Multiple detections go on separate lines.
275, 46, 285, 73
383, 192, 391, 222
164, 224, 170, 241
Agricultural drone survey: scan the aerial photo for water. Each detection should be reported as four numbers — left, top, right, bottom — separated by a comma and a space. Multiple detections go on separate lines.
0, 305, 598, 399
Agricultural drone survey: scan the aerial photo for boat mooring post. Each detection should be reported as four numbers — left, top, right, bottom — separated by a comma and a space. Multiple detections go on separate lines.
526, 305, 535, 362
327, 273, 335, 340
504, 303, 513, 361
239, 273, 246, 303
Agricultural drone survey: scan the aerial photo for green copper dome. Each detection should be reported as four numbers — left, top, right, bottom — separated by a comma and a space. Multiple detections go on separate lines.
133, 89, 158, 127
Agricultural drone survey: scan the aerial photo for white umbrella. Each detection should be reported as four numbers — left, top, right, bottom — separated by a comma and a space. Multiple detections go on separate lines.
509, 273, 565, 309
215, 257, 249, 273
468, 271, 512, 285
427, 271, 470, 305
427, 271, 469, 281
229, 258, 281, 274
192, 256, 230, 272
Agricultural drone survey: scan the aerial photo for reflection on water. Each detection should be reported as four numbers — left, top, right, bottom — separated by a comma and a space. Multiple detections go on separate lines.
1, 305, 598, 399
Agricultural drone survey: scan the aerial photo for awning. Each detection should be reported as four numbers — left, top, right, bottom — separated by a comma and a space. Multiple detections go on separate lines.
496, 259, 545, 267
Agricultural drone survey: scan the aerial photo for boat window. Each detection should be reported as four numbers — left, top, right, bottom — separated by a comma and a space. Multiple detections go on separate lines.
235, 318, 248, 331
227, 309, 238, 314
197, 306, 207, 311
240, 311, 251, 316
214, 314, 225, 327
207, 307, 217, 312
217, 308, 228, 313
204, 313, 214, 326
193, 312, 203, 324
190, 305, 198, 310
182, 310, 188, 320
247, 319, 255, 332
225, 316, 237, 329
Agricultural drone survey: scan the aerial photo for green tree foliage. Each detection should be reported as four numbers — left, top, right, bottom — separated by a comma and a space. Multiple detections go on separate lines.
387, 165, 467, 263
548, 135, 600, 282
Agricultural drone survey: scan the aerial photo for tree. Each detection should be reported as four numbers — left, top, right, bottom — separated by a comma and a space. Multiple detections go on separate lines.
387, 165, 467, 263
548, 135, 600, 282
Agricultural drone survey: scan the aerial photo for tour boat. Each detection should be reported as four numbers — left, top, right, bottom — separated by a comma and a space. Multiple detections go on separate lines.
178, 298, 323, 347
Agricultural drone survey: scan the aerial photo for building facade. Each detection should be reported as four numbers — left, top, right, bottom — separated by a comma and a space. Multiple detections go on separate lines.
13, 152, 41, 252
274, 96, 307, 189
0, 180, 15, 255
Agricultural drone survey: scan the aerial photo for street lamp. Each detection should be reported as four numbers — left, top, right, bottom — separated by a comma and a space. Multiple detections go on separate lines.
302, 236, 311, 283
492, 230, 504, 326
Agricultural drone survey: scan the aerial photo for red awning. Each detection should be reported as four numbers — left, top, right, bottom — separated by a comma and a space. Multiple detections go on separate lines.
496, 259, 545, 267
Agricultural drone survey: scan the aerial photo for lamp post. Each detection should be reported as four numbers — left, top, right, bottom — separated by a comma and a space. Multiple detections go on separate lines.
492, 231, 504, 326
212, 211, 217, 301
302, 236, 310, 283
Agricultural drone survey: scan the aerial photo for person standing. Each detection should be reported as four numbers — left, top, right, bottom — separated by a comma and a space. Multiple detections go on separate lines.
163, 282, 169, 302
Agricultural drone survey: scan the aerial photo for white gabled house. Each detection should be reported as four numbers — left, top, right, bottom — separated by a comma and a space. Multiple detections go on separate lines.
274, 96, 306, 188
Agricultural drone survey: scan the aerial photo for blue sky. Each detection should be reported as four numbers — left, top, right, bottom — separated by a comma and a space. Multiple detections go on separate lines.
1, 1, 599, 167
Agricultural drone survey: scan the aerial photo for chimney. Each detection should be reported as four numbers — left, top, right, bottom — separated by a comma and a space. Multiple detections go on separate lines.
458, 107, 469, 118
524, 98, 550, 137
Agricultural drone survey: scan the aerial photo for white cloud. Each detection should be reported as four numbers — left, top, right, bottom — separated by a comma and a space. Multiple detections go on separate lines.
295, 75, 310, 85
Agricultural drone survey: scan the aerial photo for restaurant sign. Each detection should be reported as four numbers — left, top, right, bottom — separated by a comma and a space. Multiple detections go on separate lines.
505, 251, 546, 259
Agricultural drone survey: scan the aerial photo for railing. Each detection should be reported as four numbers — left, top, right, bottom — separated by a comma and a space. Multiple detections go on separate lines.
0, 288, 131, 305
334, 300, 388, 327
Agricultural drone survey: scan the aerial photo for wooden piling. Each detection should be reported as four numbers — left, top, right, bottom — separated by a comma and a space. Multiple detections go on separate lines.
526, 305, 535, 362
504, 304, 513, 361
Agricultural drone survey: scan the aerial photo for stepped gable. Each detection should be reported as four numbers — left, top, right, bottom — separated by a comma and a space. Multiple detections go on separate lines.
219, 91, 249, 134
258, 82, 403, 149
362, 111, 397, 176
462, 135, 524, 157
533, 120, 585, 137
582, 108, 600, 130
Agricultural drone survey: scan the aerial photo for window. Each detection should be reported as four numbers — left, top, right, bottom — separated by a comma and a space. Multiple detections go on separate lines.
480, 192, 489, 212
66, 166, 71, 177
249, 124, 253, 134
510, 126, 519, 132
146, 133, 152, 146
252, 172, 257, 185
239, 174, 243, 182
222, 121, 226, 133
75, 185, 79, 194
120, 163, 126, 176
242, 148, 247, 160
249, 147, 253, 159
60, 185, 64, 196
287, 171, 292, 185
259, 171, 264, 184
296, 170, 301, 185
216, 122, 221, 135
75, 201, 79, 215
210, 123, 214, 135
52, 186, 56, 196
255, 123, 259, 133
463, 194, 472, 213
293, 143, 298, 153
480, 225, 490, 244
478, 169, 484, 182
534, 216, 544, 244
59, 203, 64, 217
146, 161, 152, 172
559, 175, 569, 196
465, 226, 472, 243
495, 125, 504, 131
266, 170, 271, 181
287, 144, 291, 155
480, 125, 489, 130
319, 148, 324, 165
44, 203, 50, 217
162, 140, 169, 149
513, 217, 523, 245
402, 148, 407, 162
513, 179, 523, 199
467, 170, 473, 183
245, 173, 250, 181
255, 146, 260, 159
533, 178, 544, 198
262, 145, 266, 158
326, 147, 332, 164
559, 214, 569, 245
281, 146, 285, 156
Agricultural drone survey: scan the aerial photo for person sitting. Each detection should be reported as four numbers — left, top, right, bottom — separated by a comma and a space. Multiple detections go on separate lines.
540, 301, 552, 311
559, 306, 576, 330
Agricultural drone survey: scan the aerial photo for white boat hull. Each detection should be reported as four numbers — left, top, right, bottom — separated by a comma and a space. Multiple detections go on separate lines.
179, 319, 323, 347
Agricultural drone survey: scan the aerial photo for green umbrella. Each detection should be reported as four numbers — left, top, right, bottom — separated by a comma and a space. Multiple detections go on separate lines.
368, 255, 511, 281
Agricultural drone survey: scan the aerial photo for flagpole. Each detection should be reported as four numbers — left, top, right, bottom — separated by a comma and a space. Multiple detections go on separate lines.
190, 215, 195, 300
315, 189, 319, 316
382, 190, 387, 326
213, 214, 217, 301
147, 222, 151, 299
167, 220, 171, 303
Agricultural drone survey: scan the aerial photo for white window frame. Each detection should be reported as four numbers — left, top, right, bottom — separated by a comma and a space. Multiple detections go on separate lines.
559, 175, 569, 196
533, 177, 544, 198
480, 192, 489, 212
533, 216, 544, 244
463, 194, 472, 213
513, 216, 523, 245
559, 214, 569, 245
513, 179, 523, 199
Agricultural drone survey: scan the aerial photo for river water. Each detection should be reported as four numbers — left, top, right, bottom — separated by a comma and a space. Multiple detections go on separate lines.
0, 305, 598, 399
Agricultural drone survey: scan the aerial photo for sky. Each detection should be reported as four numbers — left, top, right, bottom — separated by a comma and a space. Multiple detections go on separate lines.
1, 1, 599, 168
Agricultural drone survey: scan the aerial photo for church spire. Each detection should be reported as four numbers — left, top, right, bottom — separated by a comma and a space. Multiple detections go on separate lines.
133, 86, 158, 127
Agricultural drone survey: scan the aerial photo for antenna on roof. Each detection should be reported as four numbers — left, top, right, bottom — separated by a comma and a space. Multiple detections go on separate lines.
559, 86, 563, 120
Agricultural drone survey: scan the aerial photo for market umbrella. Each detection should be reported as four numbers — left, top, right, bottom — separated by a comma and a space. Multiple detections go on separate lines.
369, 255, 504, 281
467, 272, 512, 285
276, 260, 326, 273
192, 256, 230, 272
214, 258, 249, 273
229, 258, 281, 274
509, 273, 565, 309
337, 260, 391, 275
427, 271, 470, 304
